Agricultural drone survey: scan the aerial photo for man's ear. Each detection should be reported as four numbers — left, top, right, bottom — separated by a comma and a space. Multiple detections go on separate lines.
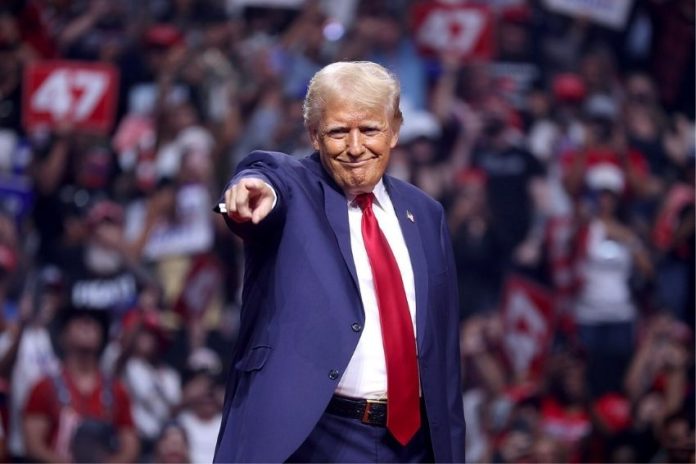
309, 129, 320, 151
389, 125, 400, 149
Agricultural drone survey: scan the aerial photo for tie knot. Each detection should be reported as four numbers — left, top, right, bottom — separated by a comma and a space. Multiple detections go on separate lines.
354, 193, 374, 211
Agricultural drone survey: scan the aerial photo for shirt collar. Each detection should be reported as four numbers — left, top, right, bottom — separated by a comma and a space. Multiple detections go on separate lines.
347, 178, 388, 211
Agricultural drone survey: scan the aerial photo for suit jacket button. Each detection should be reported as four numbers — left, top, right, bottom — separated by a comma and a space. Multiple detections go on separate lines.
351, 323, 362, 332
328, 369, 340, 380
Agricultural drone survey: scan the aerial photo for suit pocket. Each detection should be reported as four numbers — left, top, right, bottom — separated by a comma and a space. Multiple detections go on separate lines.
234, 345, 272, 372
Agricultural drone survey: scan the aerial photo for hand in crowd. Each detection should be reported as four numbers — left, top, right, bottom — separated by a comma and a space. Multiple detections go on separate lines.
513, 239, 542, 267
224, 178, 275, 224
146, 187, 177, 226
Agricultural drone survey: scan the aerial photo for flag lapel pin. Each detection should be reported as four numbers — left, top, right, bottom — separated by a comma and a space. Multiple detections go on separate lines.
406, 210, 415, 223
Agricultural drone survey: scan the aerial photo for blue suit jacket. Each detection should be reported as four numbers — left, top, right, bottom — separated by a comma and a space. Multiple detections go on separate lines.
214, 151, 465, 463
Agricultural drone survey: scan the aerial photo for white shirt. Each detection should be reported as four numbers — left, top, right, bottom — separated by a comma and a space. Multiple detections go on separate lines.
178, 411, 222, 464
335, 179, 417, 399
124, 358, 181, 440
575, 219, 636, 324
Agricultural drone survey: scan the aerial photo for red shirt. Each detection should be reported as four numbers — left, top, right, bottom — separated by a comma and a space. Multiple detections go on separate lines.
24, 370, 134, 453
539, 397, 591, 445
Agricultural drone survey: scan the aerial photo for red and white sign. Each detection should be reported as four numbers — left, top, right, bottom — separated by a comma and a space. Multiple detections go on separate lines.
173, 254, 223, 321
411, 1, 494, 60
500, 275, 555, 378
23, 61, 119, 134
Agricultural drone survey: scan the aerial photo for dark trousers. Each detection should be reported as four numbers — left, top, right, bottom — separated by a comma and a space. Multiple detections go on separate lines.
287, 409, 434, 463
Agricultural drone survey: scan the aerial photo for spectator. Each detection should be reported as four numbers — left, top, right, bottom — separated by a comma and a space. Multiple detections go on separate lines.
572, 164, 653, 396
653, 411, 696, 463
31, 130, 121, 265
153, 421, 190, 464
469, 96, 550, 282
561, 94, 655, 201
538, 350, 592, 461
23, 308, 139, 462
117, 309, 181, 456
0, 267, 61, 462
58, 200, 143, 319
449, 172, 502, 317
177, 367, 222, 464
345, 9, 427, 110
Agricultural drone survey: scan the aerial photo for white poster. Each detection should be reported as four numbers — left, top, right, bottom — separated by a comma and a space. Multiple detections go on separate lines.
543, 0, 634, 30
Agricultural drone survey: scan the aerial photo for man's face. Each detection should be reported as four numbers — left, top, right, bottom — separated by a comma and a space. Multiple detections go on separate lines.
310, 96, 399, 196
64, 316, 103, 353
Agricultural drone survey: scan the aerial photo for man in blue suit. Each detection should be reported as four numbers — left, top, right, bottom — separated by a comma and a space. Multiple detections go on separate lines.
215, 61, 465, 463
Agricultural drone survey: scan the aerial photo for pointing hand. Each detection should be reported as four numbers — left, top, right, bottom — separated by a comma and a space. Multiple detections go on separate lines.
224, 178, 276, 224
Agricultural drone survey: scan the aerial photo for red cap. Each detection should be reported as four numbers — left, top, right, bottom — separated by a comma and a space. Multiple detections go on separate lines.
593, 393, 631, 433
501, 6, 531, 24
456, 168, 487, 187
553, 73, 587, 103
0, 244, 17, 272
144, 24, 184, 48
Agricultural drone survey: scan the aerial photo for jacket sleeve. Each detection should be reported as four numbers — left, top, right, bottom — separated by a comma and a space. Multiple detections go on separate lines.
440, 210, 467, 461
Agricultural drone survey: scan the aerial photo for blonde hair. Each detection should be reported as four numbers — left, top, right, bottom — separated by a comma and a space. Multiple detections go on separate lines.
303, 61, 403, 131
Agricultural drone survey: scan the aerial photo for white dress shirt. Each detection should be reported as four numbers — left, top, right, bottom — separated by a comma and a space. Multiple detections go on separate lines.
335, 179, 417, 400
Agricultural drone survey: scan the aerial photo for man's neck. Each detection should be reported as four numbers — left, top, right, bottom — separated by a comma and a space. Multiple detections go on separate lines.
64, 352, 100, 380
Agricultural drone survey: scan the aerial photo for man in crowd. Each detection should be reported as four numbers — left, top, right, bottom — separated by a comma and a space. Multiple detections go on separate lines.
214, 61, 465, 462
22, 308, 139, 462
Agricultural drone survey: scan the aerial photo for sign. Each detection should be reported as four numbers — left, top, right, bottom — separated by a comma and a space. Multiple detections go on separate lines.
23, 61, 119, 134
411, 2, 494, 60
173, 254, 223, 321
489, 61, 540, 108
542, 0, 634, 30
500, 275, 554, 378
0, 174, 32, 222
233, 0, 303, 8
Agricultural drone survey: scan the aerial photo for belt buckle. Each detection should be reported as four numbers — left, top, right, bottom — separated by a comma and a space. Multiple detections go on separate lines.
361, 399, 386, 425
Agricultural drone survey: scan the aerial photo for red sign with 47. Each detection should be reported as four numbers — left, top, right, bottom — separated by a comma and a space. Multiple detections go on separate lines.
22, 60, 119, 134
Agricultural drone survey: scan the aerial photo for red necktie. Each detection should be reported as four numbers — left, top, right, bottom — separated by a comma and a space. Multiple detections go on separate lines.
355, 193, 420, 445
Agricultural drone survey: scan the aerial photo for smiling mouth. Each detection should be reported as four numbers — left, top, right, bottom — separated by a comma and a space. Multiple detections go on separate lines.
337, 158, 374, 167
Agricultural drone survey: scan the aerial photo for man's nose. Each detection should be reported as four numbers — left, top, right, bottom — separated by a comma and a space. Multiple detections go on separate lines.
347, 129, 365, 157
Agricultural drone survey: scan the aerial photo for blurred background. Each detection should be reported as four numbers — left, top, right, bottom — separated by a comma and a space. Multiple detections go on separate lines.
0, 0, 693, 462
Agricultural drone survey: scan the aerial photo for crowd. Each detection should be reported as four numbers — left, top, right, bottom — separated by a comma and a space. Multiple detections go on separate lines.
0, 0, 693, 462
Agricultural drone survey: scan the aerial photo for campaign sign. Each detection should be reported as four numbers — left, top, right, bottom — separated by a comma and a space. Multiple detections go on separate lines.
173, 254, 223, 321
412, 1, 494, 60
0, 173, 32, 222
501, 275, 555, 378
23, 61, 119, 134
542, 0, 634, 30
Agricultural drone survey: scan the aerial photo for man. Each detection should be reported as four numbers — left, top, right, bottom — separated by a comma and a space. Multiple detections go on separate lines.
23, 309, 139, 462
215, 61, 465, 462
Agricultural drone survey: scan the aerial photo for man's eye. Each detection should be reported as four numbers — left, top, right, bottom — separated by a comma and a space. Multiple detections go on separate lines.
327, 130, 347, 138
363, 128, 380, 136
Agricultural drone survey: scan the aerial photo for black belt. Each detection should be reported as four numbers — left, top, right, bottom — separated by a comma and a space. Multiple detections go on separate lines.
326, 395, 388, 427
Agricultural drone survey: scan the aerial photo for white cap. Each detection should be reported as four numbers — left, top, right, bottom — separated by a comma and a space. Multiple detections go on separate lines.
586, 163, 625, 193
398, 108, 441, 145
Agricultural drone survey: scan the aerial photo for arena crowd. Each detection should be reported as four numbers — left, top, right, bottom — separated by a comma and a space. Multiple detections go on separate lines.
0, 0, 693, 462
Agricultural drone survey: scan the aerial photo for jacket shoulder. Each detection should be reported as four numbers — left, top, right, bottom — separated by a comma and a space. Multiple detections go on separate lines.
386, 175, 444, 215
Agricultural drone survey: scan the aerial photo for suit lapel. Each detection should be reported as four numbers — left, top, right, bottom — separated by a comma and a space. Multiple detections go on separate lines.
317, 162, 360, 297
384, 177, 429, 352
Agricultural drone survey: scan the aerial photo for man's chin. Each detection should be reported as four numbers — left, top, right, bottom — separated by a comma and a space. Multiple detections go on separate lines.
343, 178, 379, 196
